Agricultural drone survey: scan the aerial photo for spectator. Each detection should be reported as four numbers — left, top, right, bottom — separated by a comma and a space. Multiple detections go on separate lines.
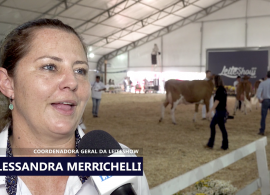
123, 78, 127, 92
129, 80, 133, 92
91, 75, 106, 117
256, 71, 270, 136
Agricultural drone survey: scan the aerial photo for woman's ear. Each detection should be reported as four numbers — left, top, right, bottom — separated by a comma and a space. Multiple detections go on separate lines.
0, 68, 14, 98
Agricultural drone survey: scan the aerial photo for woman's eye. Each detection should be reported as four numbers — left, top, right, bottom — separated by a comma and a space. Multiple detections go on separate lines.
75, 68, 87, 75
43, 64, 56, 71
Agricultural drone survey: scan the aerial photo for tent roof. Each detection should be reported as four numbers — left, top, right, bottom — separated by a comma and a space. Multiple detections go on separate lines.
0, 0, 235, 62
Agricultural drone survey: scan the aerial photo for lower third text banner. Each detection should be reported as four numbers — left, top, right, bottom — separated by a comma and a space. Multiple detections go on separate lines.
0, 157, 143, 176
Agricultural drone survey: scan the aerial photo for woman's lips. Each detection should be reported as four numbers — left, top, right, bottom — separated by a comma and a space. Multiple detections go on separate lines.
51, 103, 76, 115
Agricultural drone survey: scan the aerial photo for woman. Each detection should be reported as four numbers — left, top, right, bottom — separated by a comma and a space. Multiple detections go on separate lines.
0, 18, 150, 195
205, 75, 229, 150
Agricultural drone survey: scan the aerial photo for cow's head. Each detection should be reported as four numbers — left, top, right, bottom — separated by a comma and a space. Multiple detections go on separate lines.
207, 74, 216, 88
242, 75, 250, 80
209, 74, 215, 82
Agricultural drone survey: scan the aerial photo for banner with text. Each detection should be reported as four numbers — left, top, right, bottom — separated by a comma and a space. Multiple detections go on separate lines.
207, 50, 269, 85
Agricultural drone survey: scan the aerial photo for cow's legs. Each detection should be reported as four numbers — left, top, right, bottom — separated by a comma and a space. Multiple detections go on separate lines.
257, 102, 261, 110
171, 100, 179, 125
204, 99, 211, 121
243, 101, 247, 115
170, 96, 183, 124
233, 98, 238, 115
244, 96, 252, 113
159, 101, 169, 122
193, 104, 199, 122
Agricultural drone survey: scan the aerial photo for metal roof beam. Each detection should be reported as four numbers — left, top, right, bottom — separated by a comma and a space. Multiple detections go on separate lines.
34, 0, 83, 20
74, 0, 140, 33
0, 0, 7, 6
97, 0, 240, 70
90, 0, 200, 51
64, 0, 68, 10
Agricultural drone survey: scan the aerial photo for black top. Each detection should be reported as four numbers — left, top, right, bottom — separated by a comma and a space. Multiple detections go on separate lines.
214, 86, 227, 111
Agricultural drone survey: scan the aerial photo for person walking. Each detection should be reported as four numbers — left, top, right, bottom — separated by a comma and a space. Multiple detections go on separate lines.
202, 70, 214, 119
123, 78, 127, 92
91, 75, 106, 117
256, 71, 270, 136
205, 75, 228, 150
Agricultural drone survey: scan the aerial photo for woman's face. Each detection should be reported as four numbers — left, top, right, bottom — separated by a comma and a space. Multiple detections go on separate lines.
12, 28, 90, 136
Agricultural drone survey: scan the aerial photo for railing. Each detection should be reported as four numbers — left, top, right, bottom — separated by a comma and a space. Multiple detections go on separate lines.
150, 137, 270, 195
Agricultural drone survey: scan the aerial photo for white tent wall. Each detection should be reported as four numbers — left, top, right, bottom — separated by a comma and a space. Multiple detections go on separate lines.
202, 18, 246, 66
128, 38, 163, 88
106, 71, 127, 85
106, 53, 128, 85
88, 61, 97, 84
88, 54, 102, 64
162, 23, 201, 72
248, 17, 270, 47
129, 38, 162, 68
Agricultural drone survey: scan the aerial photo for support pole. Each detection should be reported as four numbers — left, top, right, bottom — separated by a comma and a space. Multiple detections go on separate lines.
104, 60, 107, 85
245, 0, 249, 47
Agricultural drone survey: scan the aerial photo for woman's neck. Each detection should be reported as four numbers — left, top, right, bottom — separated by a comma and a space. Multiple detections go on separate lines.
9, 123, 76, 157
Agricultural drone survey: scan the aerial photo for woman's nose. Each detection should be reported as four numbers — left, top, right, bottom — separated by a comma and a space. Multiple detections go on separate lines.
59, 69, 78, 91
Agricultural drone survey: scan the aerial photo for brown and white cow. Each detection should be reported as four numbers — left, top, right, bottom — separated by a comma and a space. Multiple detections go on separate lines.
159, 78, 214, 124
233, 75, 252, 115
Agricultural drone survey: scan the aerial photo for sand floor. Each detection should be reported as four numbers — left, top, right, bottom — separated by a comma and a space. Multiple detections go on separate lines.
83, 93, 270, 194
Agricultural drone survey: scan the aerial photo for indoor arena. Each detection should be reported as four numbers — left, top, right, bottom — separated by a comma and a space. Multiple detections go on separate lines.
0, 0, 270, 195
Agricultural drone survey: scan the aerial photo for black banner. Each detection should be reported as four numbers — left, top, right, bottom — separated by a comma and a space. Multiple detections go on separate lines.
207, 49, 269, 85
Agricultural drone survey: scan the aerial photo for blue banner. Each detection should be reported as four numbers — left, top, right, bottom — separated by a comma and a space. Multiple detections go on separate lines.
0, 157, 143, 176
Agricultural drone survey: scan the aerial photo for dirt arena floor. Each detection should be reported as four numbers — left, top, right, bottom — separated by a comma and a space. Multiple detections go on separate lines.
83, 93, 270, 194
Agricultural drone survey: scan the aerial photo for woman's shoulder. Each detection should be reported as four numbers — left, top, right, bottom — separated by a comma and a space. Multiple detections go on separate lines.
215, 86, 226, 94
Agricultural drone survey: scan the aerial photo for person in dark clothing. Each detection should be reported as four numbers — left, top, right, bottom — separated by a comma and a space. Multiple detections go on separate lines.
205, 75, 228, 150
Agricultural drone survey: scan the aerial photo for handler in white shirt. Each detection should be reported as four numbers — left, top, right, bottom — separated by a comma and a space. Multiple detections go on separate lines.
202, 70, 214, 119
91, 75, 106, 117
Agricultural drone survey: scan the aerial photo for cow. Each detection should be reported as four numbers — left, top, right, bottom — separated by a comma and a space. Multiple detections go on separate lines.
233, 75, 252, 115
252, 78, 264, 109
159, 77, 214, 124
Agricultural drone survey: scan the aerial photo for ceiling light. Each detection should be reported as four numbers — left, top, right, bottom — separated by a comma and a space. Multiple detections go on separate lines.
89, 53, 95, 58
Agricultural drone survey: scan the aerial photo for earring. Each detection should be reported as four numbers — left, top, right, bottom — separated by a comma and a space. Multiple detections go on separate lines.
9, 96, 14, 110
